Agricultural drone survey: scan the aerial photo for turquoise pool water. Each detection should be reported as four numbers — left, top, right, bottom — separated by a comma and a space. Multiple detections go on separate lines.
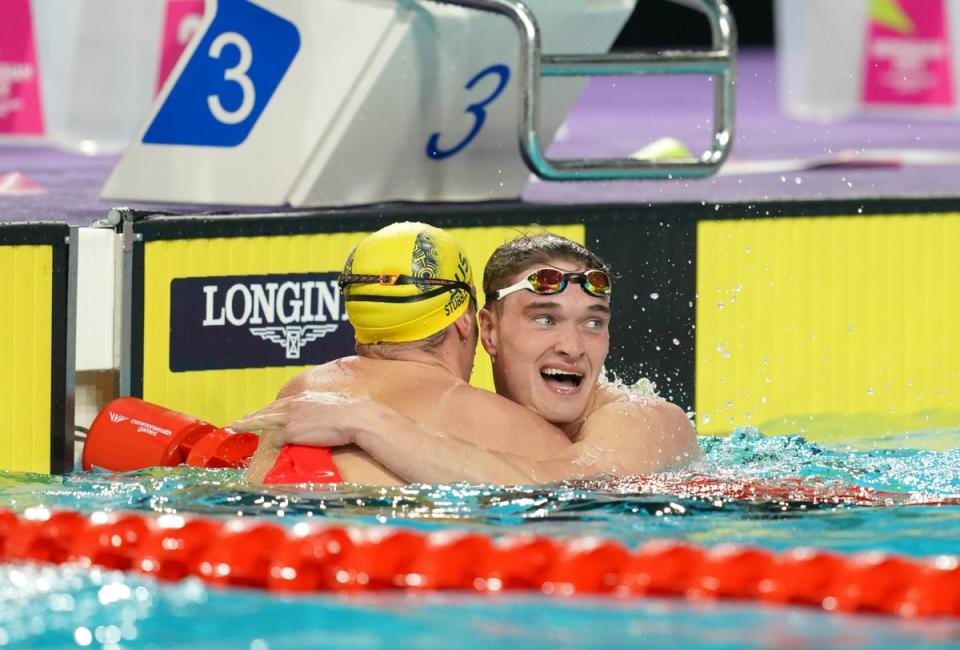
1, 428, 959, 649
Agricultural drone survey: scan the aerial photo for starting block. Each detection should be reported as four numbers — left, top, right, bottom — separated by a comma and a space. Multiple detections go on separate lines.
102, 0, 736, 206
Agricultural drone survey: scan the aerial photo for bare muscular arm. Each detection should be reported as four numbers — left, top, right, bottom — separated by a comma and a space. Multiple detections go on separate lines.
361, 399, 700, 483
252, 389, 702, 484
240, 373, 314, 484
237, 361, 574, 484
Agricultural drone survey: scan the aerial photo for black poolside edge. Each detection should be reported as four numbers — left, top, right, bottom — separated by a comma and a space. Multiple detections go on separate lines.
49, 237, 71, 474
129, 236, 146, 400
0, 222, 71, 246
124, 195, 960, 241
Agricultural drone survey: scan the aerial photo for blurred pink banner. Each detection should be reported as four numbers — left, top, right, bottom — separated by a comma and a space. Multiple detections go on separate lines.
862, 0, 955, 107
156, 0, 207, 94
0, 0, 44, 135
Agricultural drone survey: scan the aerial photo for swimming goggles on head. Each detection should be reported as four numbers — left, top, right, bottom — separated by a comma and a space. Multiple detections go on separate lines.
338, 273, 476, 305
486, 268, 611, 303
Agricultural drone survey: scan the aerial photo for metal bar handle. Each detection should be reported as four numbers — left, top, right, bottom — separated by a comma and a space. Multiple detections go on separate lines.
424, 0, 736, 180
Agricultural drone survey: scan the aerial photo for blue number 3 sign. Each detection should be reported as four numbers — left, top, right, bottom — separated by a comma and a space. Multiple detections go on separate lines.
426, 64, 510, 161
144, 0, 300, 147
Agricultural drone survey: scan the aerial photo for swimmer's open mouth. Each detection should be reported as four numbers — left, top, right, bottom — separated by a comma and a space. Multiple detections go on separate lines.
541, 367, 583, 388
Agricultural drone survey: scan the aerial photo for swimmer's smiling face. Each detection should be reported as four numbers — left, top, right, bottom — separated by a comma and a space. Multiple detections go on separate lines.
480, 259, 610, 433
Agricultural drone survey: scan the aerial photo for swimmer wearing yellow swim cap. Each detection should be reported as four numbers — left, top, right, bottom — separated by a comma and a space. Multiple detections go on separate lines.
339, 222, 476, 344
233, 224, 702, 485
239, 225, 701, 488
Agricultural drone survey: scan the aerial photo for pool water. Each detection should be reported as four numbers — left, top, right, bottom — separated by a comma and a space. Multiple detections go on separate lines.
1, 428, 959, 649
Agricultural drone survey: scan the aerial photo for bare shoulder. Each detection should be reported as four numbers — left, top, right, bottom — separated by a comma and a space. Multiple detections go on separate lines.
447, 382, 546, 424
441, 383, 570, 454
587, 383, 690, 429
587, 397, 694, 439
276, 371, 313, 398
579, 395, 702, 470
592, 383, 629, 408
277, 357, 360, 398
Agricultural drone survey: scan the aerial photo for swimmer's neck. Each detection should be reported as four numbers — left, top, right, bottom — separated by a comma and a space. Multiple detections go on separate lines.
559, 420, 584, 440
398, 353, 467, 380
556, 383, 607, 441
355, 349, 470, 383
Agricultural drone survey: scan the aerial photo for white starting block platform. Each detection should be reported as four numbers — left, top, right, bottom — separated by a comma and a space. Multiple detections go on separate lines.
102, 0, 735, 207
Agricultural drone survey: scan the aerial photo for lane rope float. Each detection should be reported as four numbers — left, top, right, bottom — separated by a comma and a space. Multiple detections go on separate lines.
0, 507, 957, 618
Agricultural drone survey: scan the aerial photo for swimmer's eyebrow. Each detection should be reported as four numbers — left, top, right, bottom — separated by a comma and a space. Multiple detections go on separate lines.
523, 301, 611, 315
587, 304, 611, 315
524, 300, 563, 312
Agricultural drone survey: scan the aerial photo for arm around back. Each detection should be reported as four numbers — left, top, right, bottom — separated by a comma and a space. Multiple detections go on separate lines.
299, 392, 702, 484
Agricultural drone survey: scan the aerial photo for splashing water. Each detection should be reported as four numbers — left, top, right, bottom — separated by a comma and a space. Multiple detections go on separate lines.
1, 428, 958, 649
1, 428, 957, 553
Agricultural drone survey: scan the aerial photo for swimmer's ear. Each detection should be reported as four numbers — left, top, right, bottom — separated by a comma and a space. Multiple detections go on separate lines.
453, 309, 475, 342
478, 308, 498, 356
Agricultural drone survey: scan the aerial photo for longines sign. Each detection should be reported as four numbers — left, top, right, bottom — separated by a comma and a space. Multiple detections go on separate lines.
169, 273, 354, 371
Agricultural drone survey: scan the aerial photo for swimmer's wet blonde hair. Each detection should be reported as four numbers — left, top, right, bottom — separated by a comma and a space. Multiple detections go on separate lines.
482, 230, 611, 313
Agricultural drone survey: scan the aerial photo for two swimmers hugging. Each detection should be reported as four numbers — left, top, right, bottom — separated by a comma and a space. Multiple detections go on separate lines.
237, 222, 701, 485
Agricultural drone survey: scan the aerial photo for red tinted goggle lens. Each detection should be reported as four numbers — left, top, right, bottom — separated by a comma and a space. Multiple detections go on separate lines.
528, 269, 611, 297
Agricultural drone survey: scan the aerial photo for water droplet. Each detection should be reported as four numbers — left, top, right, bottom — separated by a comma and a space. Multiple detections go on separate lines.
672, 338, 680, 346
650, 293, 660, 300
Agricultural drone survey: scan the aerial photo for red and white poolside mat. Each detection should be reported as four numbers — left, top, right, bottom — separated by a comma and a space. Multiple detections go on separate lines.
0, 172, 44, 195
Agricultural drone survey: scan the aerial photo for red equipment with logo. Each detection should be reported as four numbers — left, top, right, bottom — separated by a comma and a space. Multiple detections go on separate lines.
82, 397, 343, 484
82, 397, 260, 471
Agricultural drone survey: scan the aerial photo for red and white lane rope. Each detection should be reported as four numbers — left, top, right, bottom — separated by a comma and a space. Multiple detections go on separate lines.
601, 473, 960, 507
1, 507, 957, 618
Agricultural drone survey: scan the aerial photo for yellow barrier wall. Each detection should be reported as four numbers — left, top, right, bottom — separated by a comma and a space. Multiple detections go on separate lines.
696, 212, 960, 441
141, 224, 584, 425
0, 245, 54, 473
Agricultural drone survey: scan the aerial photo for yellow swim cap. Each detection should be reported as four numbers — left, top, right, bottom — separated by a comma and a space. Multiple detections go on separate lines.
340, 222, 476, 344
